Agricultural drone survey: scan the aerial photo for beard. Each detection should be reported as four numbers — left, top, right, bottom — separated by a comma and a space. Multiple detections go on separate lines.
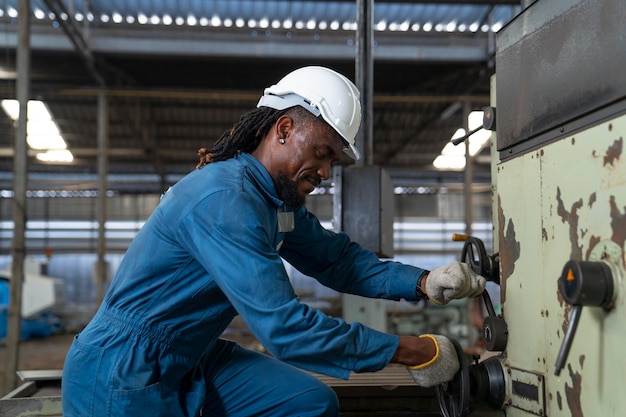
275, 173, 305, 207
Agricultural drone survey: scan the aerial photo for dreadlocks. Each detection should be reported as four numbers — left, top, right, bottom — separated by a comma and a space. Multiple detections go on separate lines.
196, 106, 288, 169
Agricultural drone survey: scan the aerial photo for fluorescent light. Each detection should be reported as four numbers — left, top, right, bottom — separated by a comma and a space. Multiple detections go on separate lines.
1, 99, 19, 120
467, 111, 491, 156
1, 99, 73, 162
36, 150, 74, 163
28, 134, 67, 150
433, 111, 492, 170
2, 99, 55, 122
27, 119, 59, 135
443, 129, 466, 155
433, 155, 466, 170
433, 129, 466, 170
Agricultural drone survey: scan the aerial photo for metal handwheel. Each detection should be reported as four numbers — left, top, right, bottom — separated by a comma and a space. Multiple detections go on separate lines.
458, 235, 499, 284
459, 235, 508, 352
435, 338, 470, 417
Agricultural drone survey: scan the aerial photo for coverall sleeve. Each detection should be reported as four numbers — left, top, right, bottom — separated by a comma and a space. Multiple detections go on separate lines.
280, 206, 427, 301
176, 190, 399, 379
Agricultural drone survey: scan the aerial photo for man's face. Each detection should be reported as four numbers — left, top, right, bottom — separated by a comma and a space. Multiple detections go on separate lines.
273, 116, 344, 207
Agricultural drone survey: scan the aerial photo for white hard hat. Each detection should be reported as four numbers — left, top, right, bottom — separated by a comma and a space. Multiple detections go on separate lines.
257, 66, 362, 160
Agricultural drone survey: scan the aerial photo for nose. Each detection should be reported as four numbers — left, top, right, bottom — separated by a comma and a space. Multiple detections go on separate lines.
317, 162, 331, 181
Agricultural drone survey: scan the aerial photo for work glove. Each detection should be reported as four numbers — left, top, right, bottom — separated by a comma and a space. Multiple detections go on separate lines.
424, 261, 486, 305
407, 334, 460, 388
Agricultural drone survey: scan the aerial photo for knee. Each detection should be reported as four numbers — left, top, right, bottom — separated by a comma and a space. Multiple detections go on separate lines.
299, 383, 339, 417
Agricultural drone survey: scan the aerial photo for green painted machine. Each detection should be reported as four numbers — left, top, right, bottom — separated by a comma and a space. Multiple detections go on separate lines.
439, 1, 626, 416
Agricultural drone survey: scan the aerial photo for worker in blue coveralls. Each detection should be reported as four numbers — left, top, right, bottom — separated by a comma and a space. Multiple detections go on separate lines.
62, 66, 486, 417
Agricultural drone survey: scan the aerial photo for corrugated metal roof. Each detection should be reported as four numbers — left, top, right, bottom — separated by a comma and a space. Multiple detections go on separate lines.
4, 1, 519, 33
0, 1, 520, 192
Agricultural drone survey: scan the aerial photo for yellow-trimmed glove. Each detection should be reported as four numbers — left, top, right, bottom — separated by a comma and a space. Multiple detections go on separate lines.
407, 335, 460, 388
424, 261, 486, 304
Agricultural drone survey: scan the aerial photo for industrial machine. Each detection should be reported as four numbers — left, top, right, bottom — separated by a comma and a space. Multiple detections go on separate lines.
436, 0, 626, 416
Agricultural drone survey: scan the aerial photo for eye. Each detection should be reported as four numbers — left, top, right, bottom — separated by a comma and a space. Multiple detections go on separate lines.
316, 148, 331, 160
317, 150, 328, 159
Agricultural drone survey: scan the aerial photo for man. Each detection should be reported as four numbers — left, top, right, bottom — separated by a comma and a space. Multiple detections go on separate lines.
62, 66, 485, 417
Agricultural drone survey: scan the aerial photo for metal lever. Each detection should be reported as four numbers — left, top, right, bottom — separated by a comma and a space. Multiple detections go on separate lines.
555, 260, 616, 376
480, 291, 508, 352
450, 106, 497, 146
554, 304, 582, 377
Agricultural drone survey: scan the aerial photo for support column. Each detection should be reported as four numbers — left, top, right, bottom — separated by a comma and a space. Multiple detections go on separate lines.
95, 93, 108, 305
355, 0, 373, 166
3, 0, 30, 395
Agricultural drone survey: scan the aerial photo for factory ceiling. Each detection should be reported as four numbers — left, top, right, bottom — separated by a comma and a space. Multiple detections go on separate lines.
0, 0, 521, 193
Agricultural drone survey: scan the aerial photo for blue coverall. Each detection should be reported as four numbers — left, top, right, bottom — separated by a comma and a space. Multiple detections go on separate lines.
62, 152, 427, 417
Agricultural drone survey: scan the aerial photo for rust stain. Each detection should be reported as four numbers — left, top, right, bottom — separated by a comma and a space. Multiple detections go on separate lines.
584, 235, 601, 260
565, 364, 584, 417
609, 195, 626, 268
556, 281, 565, 308
579, 354, 585, 368
542, 227, 548, 241
603, 137, 623, 166
556, 186, 584, 261
588, 192, 596, 208
561, 303, 572, 336
497, 195, 520, 306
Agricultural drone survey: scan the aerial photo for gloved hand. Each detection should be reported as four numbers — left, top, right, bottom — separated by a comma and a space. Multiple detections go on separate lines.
423, 261, 486, 304
407, 335, 460, 388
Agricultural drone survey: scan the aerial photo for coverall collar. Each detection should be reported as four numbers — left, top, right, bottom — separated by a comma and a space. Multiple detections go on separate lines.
237, 152, 286, 210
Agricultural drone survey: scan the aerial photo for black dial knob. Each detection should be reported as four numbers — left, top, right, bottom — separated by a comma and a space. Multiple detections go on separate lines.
555, 260, 616, 376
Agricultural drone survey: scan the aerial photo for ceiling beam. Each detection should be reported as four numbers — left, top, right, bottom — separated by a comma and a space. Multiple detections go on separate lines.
0, 24, 491, 63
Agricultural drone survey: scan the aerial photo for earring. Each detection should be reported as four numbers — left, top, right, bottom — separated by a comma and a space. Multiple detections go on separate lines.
279, 138, 286, 144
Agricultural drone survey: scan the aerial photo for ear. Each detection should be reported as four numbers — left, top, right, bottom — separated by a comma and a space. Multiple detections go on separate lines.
275, 115, 294, 140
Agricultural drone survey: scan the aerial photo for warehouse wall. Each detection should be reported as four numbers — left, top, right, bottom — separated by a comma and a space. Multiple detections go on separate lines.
0, 187, 492, 255
0, 186, 493, 330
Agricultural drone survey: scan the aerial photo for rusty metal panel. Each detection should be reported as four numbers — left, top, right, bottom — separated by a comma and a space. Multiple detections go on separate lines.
507, 367, 546, 416
495, 0, 626, 158
497, 114, 626, 417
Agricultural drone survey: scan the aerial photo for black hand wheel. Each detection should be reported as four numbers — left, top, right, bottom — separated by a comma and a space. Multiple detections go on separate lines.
460, 237, 499, 284
435, 338, 470, 417
460, 236, 508, 352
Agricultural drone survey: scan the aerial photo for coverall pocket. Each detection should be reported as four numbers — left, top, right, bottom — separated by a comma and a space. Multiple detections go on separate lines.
108, 381, 165, 417
62, 336, 105, 416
